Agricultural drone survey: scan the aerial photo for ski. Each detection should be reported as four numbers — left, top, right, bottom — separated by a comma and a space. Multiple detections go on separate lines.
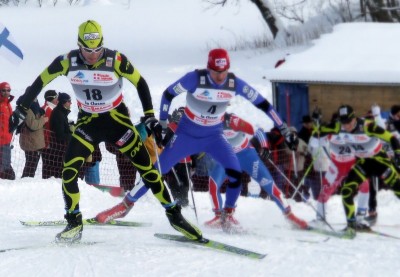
0, 241, 101, 253
154, 233, 266, 259
357, 228, 400, 240
20, 218, 151, 227
307, 226, 400, 240
306, 226, 355, 239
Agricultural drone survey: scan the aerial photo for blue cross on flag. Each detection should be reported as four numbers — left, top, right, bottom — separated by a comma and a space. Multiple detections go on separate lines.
0, 22, 24, 65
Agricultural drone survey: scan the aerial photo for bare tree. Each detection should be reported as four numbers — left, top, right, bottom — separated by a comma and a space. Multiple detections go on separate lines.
365, 0, 397, 22
204, 0, 288, 45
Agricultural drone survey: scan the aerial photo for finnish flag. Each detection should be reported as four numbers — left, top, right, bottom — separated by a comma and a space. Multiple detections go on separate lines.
0, 22, 23, 65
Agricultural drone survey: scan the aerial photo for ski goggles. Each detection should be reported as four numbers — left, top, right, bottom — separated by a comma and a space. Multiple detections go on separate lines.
1, 89, 11, 92
80, 45, 103, 54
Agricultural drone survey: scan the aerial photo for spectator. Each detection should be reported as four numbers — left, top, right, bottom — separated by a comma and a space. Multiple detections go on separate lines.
283, 126, 307, 201
45, 92, 72, 179
298, 115, 313, 143
41, 90, 59, 178
0, 82, 15, 180
18, 94, 48, 178
260, 127, 288, 194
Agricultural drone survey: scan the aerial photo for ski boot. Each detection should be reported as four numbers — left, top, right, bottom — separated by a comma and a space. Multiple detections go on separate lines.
364, 210, 378, 226
166, 205, 203, 241
204, 210, 222, 228
220, 208, 243, 233
55, 212, 83, 243
95, 195, 134, 223
342, 221, 358, 239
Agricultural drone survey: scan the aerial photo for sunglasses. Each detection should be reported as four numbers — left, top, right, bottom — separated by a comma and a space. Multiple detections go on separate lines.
80, 46, 103, 54
1, 89, 11, 92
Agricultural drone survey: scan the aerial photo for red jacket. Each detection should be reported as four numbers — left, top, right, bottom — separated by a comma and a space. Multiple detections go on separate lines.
0, 94, 14, 145
41, 101, 56, 148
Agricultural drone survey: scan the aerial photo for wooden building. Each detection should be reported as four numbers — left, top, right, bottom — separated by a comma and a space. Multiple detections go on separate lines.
266, 23, 400, 130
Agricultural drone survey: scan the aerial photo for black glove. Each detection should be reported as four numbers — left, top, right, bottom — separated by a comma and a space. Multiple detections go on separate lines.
9, 106, 27, 133
259, 147, 271, 161
142, 115, 164, 147
223, 113, 232, 128
279, 123, 299, 151
394, 150, 400, 168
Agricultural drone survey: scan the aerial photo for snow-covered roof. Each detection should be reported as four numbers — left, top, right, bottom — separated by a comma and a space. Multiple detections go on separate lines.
267, 23, 400, 85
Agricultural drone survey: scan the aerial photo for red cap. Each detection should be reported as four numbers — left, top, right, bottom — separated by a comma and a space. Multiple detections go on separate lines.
207, 48, 230, 72
0, 82, 11, 90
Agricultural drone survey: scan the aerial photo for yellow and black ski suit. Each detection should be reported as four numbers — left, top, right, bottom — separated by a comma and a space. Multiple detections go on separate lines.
19, 48, 172, 213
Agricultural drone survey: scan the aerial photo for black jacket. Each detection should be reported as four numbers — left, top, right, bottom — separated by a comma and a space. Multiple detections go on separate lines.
50, 103, 71, 143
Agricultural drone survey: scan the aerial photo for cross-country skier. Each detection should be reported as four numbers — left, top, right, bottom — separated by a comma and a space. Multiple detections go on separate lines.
9, 20, 202, 242
96, 48, 298, 231
203, 112, 308, 230
312, 104, 400, 237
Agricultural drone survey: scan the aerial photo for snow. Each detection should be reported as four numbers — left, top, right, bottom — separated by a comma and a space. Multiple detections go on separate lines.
267, 23, 400, 84
1, 1, 400, 276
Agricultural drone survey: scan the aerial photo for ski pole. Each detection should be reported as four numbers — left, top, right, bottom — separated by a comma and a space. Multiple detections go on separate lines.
292, 150, 298, 179
184, 158, 199, 224
266, 156, 336, 232
289, 153, 316, 201
171, 167, 183, 187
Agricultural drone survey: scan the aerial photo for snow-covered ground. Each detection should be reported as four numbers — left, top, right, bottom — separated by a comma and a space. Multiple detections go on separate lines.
1, 1, 400, 276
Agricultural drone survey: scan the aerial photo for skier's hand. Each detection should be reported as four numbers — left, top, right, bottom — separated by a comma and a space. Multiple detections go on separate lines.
142, 114, 164, 147
9, 106, 27, 133
259, 147, 271, 161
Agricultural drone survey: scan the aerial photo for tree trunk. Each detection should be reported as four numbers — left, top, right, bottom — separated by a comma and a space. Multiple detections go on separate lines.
250, 0, 279, 38
366, 0, 395, 22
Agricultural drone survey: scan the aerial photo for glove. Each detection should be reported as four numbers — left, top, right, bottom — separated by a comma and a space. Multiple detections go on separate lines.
223, 113, 232, 128
142, 114, 164, 147
279, 123, 299, 151
170, 107, 185, 124
259, 147, 271, 160
394, 150, 400, 168
9, 106, 27, 133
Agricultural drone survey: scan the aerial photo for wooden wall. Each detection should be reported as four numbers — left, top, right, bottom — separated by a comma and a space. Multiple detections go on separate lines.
308, 84, 400, 123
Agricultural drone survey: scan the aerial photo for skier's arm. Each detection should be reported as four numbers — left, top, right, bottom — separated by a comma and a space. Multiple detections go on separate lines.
224, 113, 254, 135
21, 55, 69, 110
115, 52, 154, 116
313, 121, 340, 138
159, 71, 199, 122
234, 77, 285, 128
365, 120, 400, 152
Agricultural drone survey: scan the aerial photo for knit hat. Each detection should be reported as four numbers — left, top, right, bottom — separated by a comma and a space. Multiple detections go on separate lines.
0, 82, 11, 91
58, 92, 71, 104
207, 48, 230, 72
44, 90, 58, 101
